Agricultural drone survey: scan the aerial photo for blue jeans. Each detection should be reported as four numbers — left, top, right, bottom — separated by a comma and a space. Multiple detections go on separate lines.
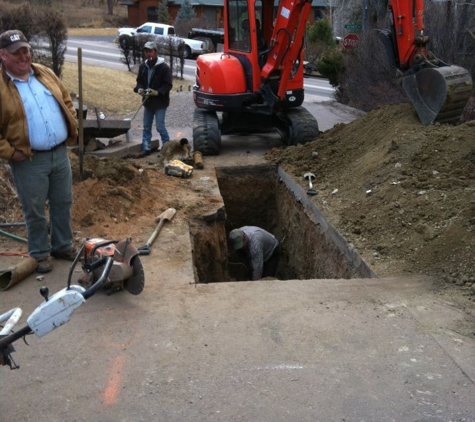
9, 144, 73, 260
142, 106, 170, 151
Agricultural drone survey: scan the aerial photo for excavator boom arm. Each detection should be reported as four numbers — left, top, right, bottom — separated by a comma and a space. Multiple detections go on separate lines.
388, 0, 426, 70
261, 0, 312, 100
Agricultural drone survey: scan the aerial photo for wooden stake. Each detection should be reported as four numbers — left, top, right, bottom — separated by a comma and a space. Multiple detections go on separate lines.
78, 48, 84, 180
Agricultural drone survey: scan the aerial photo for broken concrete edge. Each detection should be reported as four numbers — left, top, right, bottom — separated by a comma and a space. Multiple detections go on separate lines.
277, 166, 377, 279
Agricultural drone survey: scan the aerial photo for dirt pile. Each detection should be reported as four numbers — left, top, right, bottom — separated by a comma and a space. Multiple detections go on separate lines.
0, 165, 20, 225
0, 153, 221, 250
266, 103, 475, 287
68, 154, 225, 243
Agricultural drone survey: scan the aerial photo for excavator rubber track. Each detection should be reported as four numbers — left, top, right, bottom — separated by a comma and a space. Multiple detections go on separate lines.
280, 107, 320, 146
403, 65, 473, 126
192, 108, 221, 156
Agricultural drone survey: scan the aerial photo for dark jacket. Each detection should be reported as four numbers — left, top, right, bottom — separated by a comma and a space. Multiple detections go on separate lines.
134, 57, 173, 110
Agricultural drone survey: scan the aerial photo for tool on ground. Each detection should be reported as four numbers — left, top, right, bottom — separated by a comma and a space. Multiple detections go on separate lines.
138, 208, 177, 256
75, 237, 145, 296
0, 254, 115, 370
304, 172, 317, 196
165, 160, 193, 178
193, 151, 204, 169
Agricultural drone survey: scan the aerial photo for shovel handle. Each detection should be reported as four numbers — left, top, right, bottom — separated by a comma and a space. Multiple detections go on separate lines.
145, 219, 165, 248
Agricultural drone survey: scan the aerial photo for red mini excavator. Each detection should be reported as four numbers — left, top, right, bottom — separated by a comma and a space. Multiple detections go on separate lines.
193, 0, 320, 155
383, 0, 472, 125
192, 0, 473, 156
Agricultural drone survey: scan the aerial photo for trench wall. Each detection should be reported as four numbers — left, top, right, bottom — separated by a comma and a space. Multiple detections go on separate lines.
190, 164, 376, 283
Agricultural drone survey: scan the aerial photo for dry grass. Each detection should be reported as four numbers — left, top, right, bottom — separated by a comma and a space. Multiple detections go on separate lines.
62, 62, 140, 116
61, 62, 194, 116
68, 28, 120, 37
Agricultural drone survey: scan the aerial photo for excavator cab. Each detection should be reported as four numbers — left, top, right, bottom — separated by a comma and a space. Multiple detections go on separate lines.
385, 0, 472, 126
192, 0, 320, 155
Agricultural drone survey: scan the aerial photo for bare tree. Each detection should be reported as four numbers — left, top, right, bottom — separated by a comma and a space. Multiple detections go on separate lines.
38, 7, 67, 77
335, 29, 406, 110
0, 3, 67, 77
0, 3, 38, 39
107, 0, 114, 15
424, 1, 475, 77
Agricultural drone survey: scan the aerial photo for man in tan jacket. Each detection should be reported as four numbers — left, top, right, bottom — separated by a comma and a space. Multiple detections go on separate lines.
0, 30, 78, 273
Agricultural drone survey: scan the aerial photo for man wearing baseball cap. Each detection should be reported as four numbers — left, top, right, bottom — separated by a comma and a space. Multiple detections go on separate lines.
133, 40, 173, 156
229, 226, 280, 280
0, 29, 79, 273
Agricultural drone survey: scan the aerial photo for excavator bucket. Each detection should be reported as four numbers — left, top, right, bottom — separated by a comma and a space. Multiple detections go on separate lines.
403, 65, 473, 126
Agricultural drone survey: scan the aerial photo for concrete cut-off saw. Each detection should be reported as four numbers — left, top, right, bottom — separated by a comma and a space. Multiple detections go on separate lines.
72, 237, 145, 296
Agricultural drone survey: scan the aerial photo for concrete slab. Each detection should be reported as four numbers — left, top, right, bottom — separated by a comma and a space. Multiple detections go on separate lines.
1, 268, 474, 421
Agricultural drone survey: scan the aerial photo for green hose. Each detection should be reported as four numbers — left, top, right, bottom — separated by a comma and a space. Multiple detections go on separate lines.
0, 228, 28, 243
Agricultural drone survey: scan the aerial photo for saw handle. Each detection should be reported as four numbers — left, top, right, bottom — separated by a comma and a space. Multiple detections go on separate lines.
82, 257, 114, 300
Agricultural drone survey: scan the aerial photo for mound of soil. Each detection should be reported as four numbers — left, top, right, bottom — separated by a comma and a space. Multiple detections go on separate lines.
67, 154, 223, 244
266, 103, 475, 287
0, 153, 221, 253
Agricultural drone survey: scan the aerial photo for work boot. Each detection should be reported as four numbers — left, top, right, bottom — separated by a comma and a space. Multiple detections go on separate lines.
51, 248, 77, 261
36, 257, 52, 273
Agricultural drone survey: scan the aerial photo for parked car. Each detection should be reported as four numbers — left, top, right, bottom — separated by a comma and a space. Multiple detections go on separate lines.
188, 27, 225, 52
117, 22, 212, 59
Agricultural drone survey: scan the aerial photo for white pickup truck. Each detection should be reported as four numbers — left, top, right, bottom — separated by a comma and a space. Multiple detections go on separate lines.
117, 22, 211, 59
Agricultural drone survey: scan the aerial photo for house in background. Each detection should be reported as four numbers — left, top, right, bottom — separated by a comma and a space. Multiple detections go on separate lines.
119, 0, 329, 28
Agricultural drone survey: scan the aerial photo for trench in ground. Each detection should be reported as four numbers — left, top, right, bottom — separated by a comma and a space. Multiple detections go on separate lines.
190, 164, 376, 283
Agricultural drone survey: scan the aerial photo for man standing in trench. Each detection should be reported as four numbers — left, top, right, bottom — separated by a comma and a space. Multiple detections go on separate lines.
229, 226, 280, 281
134, 41, 173, 156
0, 30, 78, 273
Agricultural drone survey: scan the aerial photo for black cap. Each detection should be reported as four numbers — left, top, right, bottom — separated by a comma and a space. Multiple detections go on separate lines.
0, 30, 31, 52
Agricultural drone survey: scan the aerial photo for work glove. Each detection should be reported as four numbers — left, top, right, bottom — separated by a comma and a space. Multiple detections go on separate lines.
145, 88, 159, 97
137, 88, 145, 97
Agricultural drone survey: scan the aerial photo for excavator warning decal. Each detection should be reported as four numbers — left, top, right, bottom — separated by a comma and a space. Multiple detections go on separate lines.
281, 7, 290, 19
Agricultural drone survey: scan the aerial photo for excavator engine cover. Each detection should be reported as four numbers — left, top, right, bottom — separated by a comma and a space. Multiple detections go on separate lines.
196, 53, 247, 95
403, 65, 472, 126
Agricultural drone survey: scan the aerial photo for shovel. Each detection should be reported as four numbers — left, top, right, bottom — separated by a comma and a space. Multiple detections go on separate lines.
304, 172, 317, 196
138, 208, 177, 255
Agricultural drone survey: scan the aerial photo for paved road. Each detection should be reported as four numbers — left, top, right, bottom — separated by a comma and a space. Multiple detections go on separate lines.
65, 36, 335, 101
